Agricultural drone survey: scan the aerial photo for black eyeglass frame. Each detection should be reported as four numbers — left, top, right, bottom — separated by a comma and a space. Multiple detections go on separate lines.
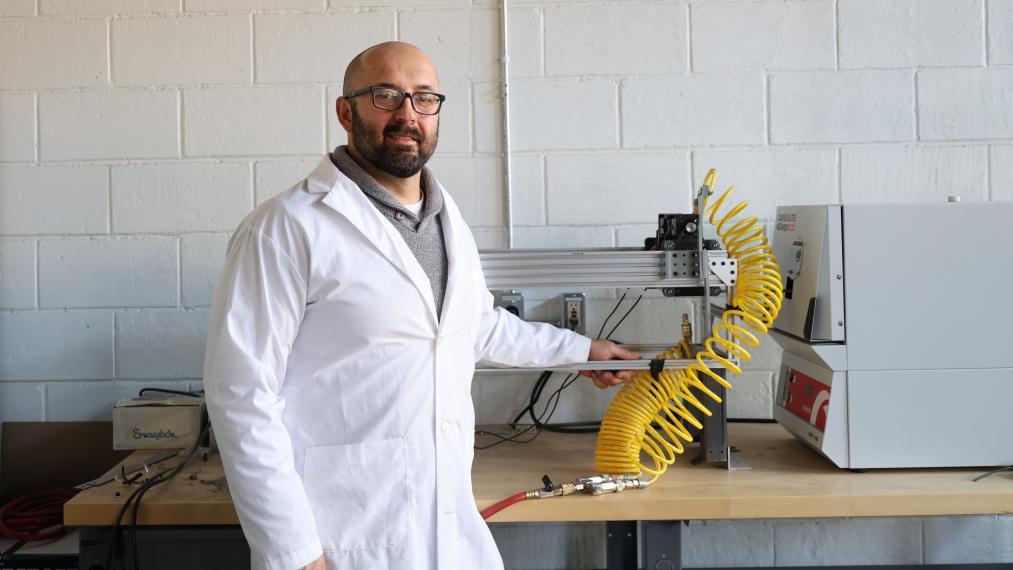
344, 85, 447, 115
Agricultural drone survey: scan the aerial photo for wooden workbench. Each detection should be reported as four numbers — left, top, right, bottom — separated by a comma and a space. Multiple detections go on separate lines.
64, 423, 1013, 527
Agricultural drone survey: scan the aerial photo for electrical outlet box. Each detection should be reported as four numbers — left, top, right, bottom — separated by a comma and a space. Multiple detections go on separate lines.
561, 292, 586, 335
493, 290, 524, 319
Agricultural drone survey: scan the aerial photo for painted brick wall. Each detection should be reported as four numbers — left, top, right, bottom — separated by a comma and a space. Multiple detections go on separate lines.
3, 0, 1010, 423
1, 0, 1011, 566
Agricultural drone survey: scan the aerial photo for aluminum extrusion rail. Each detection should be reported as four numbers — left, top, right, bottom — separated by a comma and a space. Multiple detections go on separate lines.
474, 358, 728, 374
479, 247, 735, 289
476, 358, 737, 376
476, 341, 738, 374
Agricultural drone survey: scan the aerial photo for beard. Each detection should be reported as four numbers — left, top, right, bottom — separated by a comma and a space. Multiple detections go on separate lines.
351, 106, 438, 179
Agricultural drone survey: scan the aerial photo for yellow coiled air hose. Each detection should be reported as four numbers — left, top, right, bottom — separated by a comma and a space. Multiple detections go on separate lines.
594, 169, 784, 482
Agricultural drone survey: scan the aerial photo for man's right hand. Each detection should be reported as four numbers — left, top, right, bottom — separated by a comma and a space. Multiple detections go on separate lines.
300, 555, 326, 570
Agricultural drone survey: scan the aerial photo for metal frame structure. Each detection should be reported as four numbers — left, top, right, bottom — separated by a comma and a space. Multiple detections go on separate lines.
480, 248, 736, 290
476, 244, 738, 376
478, 343, 715, 375
475, 239, 741, 459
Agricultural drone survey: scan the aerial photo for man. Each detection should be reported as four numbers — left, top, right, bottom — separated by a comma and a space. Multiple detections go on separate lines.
203, 42, 638, 570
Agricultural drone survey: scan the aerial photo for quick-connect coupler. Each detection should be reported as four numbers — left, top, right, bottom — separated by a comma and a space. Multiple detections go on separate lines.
588, 477, 649, 496
526, 481, 579, 500
576, 473, 649, 495
530, 473, 648, 500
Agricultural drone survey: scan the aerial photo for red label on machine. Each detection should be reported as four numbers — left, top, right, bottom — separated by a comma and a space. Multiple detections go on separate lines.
783, 368, 830, 431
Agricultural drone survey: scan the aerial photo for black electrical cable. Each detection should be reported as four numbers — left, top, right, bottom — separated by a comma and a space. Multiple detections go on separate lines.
128, 474, 165, 569
529, 289, 648, 434
504, 371, 562, 430
104, 484, 140, 570
137, 387, 202, 398
507, 373, 546, 428
478, 289, 649, 448
508, 290, 635, 429
524, 372, 601, 434
128, 472, 171, 569
104, 422, 210, 569
534, 373, 598, 433
473, 424, 539, 449
129, 423, 209, 570
475, 372, 585, 449
595, 288, 630, 340
104, 464, 171, 570
603, 290, 645, 340
528, 374, 571, 430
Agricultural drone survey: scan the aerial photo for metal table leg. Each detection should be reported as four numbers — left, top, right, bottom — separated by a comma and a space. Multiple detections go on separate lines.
643, 521, 682, 570
606, 521, 637, 570
606, 520, 683, 570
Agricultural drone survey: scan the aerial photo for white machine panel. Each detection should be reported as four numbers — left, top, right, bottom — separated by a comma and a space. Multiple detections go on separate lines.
772, 206, 845, 342
843, 202, 1013, 371
848, 369, 1013, 468
773, 201, 1013, 469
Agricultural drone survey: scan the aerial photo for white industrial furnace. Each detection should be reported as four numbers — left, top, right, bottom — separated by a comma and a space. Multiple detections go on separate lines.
771, 202, 1013, 469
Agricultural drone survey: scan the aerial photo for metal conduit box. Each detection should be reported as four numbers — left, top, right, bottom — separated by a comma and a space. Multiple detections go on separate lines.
771, 202, 1013, 468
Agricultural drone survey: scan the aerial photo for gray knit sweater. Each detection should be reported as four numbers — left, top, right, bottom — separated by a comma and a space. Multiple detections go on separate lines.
330, 147, 449, 319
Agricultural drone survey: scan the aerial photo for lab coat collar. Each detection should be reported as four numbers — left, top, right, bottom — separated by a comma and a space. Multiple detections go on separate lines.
308, 154, 469, 333
305, 155, 343, 195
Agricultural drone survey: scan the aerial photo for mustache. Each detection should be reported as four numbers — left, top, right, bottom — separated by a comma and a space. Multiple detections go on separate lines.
383, 124, 423, 142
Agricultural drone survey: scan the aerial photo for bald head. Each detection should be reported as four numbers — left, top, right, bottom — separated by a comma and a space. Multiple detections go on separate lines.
343, 42, 439, 96
335, 41, 442, 188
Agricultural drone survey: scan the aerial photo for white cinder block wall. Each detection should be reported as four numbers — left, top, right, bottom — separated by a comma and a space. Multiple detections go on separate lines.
1, 0, 1011, 567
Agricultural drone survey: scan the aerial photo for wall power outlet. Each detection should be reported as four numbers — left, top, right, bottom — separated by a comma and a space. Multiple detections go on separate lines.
493, 290, 524, 319
561, 292, 585, 335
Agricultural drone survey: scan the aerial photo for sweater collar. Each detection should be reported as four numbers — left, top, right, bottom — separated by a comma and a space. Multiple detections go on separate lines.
329, 146, 444, 225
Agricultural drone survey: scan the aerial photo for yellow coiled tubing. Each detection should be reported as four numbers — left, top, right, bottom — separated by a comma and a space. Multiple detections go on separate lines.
594, 169, 784, 482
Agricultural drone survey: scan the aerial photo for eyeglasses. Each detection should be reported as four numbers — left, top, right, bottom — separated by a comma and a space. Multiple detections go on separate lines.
345, 85, 446, 115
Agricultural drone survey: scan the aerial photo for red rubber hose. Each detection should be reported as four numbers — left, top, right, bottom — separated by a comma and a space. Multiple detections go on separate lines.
480, 491, 528, 521
0, 490, 76, 541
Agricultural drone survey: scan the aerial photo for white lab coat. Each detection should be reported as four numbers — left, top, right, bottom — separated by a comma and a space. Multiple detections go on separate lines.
203, 155, 591, 570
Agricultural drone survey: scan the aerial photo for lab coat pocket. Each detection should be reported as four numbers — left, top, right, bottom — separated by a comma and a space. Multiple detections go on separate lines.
302, 437, 410, 552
